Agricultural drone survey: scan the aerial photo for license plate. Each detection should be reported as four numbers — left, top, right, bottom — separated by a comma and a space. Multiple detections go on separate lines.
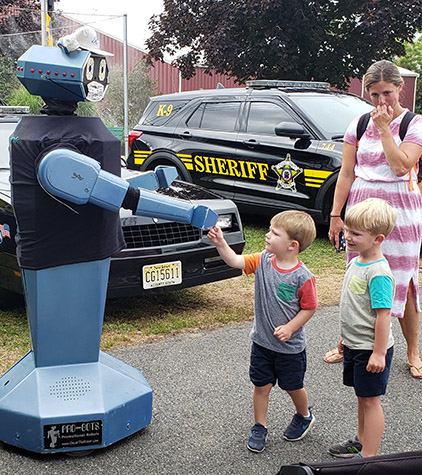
142, 261, 182, 289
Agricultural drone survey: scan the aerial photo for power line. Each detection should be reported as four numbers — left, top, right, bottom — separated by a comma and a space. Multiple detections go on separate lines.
55, 9, 123, 19
0, 13, 123, 39
1, 4, 121, 19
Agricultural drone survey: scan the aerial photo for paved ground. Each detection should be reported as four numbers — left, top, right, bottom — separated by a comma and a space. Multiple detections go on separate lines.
1, 305, 421, 475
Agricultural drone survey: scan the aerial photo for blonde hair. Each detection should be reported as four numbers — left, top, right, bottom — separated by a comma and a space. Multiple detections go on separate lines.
344, 198, 396, 237
271, 210, 316, 253
364, 60, 403, 91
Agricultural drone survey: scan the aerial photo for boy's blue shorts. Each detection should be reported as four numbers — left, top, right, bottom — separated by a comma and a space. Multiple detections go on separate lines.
249, 342, 306, 391
343, 345, 394, 397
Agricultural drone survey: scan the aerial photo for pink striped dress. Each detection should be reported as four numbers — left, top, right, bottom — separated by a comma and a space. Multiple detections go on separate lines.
344, 109, 422, 318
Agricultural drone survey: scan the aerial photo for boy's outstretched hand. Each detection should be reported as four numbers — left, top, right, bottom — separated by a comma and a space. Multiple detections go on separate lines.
208, 225, 246, 270
207, 225, 224, 245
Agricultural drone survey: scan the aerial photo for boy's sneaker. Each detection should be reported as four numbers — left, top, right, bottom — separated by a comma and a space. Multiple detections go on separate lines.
283, 407, 315, 441
328, 437, 363, 458
247, 423, 268, 453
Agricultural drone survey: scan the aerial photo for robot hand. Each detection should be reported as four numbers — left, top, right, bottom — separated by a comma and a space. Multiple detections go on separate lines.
38, 149, 218, 229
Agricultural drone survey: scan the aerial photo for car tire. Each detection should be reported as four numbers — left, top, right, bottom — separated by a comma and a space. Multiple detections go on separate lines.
142, 152, 192, 183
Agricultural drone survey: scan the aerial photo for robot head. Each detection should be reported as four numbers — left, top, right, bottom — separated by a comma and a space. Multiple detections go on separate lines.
16, 27, 112, 102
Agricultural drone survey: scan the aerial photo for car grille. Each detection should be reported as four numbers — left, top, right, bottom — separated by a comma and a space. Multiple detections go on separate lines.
123, 222, 201, 249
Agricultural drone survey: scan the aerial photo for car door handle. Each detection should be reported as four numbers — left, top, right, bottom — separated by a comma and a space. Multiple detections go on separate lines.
243, 139, 259, 146
180, 131, 192, 138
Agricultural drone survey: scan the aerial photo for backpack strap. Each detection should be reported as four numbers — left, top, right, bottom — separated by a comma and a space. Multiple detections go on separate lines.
400, 111, 419, 191
356, 112, 371, 147
400, 110, 416, 140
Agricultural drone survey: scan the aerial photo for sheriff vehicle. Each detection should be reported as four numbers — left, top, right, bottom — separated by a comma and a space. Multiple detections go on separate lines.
127, 80, 373, 224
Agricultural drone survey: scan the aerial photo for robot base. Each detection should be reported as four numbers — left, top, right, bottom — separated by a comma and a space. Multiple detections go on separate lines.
0, 350, 152, 454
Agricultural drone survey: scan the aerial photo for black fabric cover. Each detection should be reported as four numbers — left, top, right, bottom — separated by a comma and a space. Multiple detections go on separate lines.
277, 450, 422, 475
10, 115, 125, 270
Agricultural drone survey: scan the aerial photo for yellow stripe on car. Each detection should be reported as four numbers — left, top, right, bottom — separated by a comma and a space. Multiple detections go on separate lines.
179, 155, 194, 170
133, 150, 152, 165
303, 169, 333, 188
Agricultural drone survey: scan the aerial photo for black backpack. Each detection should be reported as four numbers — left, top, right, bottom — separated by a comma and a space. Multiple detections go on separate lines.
356, 110, 422, 183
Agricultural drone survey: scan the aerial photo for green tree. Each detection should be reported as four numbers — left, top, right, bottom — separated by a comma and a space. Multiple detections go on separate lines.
0, 56, 20, 103
0, 0, 41, 61
8, 84, 43, 113
98, 60, 157, 129
8, 83, 99, 116
395, 37, 422, 114
146, 0, 422, 89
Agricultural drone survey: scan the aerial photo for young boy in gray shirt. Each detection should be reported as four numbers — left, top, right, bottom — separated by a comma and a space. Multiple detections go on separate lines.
329, 198, 396, 459
208, 210, 317, 453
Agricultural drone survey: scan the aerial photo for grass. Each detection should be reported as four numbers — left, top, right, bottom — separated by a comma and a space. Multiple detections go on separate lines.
0, 222, 346, 375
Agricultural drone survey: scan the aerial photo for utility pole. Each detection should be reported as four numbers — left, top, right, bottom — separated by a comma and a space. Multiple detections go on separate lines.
123, 14, 129, 157
41, 0, 47, 45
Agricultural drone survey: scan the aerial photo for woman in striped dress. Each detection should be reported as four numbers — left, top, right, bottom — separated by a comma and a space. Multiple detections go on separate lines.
328, 60, 422, 379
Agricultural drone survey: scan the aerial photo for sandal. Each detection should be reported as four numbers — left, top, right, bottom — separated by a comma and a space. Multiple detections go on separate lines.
324, 348, 344, 364
406, 361, 422, 379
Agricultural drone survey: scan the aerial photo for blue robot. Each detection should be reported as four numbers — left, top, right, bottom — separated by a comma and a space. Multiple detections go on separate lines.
0, 29, 217, 454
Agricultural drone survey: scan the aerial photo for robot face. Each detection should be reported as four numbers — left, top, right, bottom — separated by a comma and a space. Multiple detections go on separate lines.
17, 45, 111, 102
83, 54, 109, 102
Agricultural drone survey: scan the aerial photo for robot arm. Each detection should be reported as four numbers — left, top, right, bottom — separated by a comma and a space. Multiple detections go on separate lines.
37, 148, 218, 229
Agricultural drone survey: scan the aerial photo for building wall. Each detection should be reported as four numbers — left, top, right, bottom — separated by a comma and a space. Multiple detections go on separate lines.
97, 29, 239, 95
347, 73, 418, 112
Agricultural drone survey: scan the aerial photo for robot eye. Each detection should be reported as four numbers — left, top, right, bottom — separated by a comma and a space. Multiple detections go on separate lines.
99, 59, 107, 82
85, 57, 95, 81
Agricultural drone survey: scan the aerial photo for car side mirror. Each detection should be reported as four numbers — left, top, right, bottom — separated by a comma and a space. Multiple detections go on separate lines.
275, 122, 311, 139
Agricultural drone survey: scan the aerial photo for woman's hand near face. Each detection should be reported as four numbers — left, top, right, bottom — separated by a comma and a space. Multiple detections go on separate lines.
371, 104, 394, 133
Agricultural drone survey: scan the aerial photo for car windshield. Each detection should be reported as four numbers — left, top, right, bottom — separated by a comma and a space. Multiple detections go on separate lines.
0, 122, 16, 168
292, 93, 373, 139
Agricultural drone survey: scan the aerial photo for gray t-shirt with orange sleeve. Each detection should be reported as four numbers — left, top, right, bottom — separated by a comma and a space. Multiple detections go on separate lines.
244, 250, 317, 354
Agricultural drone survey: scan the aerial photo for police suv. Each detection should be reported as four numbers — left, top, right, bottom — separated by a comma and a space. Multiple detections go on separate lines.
127, 80, 373, 224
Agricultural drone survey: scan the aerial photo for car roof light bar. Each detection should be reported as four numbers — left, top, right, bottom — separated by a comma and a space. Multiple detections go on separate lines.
246, 80, 330, 89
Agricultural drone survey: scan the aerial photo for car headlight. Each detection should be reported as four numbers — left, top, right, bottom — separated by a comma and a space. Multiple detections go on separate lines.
216, 214, 232, 230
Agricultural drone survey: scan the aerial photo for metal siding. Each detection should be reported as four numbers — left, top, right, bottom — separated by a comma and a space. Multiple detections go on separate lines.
181, 69, 239, 92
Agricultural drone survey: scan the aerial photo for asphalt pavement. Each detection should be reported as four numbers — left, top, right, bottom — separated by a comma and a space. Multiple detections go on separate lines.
1, 305, 421, 475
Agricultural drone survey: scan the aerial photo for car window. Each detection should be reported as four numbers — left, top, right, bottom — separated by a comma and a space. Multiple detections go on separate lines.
187, 102, 241, 131
140, 100, 189, 126
292, 94, 373, 138
0, 122, 16, 168
246, 102, 294, 135
186, 103, 205, 128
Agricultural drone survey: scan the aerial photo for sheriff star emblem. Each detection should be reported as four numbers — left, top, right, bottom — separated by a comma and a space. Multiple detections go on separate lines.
271, 154, 303, 192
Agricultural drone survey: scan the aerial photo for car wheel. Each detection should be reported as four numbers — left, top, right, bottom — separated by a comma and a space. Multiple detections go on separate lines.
0, 287, 24, 309
142, 152, 192, 183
